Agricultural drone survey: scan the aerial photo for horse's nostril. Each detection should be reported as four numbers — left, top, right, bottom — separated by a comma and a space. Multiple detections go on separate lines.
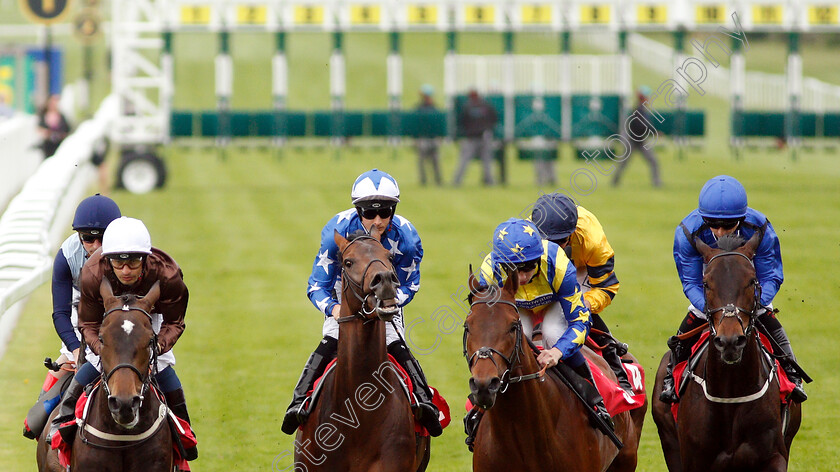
488, 377, 501, 394
108, 396, 120, 412
713, 337, 725, 350
736, 336, 747, 348
131, 396, 142, 410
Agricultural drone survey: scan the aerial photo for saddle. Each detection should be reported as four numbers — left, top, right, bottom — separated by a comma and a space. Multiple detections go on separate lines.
302, 355, 450, 437
670, 331, 796, 422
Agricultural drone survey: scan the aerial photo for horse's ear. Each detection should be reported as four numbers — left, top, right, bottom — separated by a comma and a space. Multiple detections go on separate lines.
334, 230, 349, 253
468, 265, 482, 294
740, 228, 762, 259
139, 281, 161, 312
368, 225, 382, 240
694, 237, 717, 262
502, 268, 520, 298
100, 277, 118, 307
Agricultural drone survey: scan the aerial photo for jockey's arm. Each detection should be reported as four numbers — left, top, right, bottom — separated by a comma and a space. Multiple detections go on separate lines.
577, 211, 619, 314
77, 267, 106, 355
51, 250, 81, 352
155, 276, 188, 354
752, 219, 784, 307
673, 224, 706, 312
548, 260, 591, 361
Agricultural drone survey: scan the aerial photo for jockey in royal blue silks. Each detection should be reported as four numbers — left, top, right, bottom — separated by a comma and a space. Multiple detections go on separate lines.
281, 169, 443, 437
660, 175, 808, 404
477, 218, 614, 429
23, 194, 121, 440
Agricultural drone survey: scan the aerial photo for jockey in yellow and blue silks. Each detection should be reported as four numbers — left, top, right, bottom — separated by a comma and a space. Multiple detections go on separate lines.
660, 175, 807, 404
531, 193, 632, 392
281, 169, 443, 437
478, 218, 614, 429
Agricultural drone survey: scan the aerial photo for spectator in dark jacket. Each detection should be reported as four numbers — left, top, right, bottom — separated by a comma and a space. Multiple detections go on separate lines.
612, 86, 661, 188
453, 89, 498, 186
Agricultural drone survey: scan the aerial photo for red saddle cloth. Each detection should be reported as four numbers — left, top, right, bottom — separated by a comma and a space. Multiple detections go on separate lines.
51, 386, 197, 470
465, 345, 646, 417
671, 331, 796, 421
308, 354, 451, 436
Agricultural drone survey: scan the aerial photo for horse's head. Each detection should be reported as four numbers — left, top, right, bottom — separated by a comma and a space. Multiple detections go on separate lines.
463, 268, 521, 409
334, 227, 400, 321
695, 232, 762, 364
98, 279, 160, 429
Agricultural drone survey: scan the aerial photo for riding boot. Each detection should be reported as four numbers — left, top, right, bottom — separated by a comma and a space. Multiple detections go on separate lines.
23, 372, 67, 440
760, 314, 807, 403
388, 340, 443, 437
570, 362, 614, 432
48, 377, 85, 445
659, 334, 693, 404
591, 331, 633, 392
165, 388, 198, 461
281, 337, 338, 435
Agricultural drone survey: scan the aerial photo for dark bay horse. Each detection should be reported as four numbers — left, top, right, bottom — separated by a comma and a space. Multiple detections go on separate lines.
62, 279, 174, 471
296, 229, 430, 471
652, 233, 801, 472
464, 270, 645, 472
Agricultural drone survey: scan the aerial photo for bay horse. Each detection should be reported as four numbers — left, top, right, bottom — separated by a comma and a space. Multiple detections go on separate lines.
464, 270, 645, 472
61, 279, 174, 471
295, 229, 430, 471
652, 232, 801, 472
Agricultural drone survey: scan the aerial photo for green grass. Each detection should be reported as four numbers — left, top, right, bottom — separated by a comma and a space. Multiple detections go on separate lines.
2, 23, 840, 472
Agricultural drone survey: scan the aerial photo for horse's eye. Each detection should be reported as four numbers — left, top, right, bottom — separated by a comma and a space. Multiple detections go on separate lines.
344, 259, 352, 268
510, 324, 518, 333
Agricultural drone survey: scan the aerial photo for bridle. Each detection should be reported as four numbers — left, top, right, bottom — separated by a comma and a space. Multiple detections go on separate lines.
463, 299, 544, 393
99, 303, 157, 408
336, 235, 398, 323
703, 251, 761, 339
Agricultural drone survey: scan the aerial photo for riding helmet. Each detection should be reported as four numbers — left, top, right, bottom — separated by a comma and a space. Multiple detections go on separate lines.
101, 217, 152, 258
351, 169, 400, 204
531, 193, 578, 241
72, 194, 121, 234
698, 175, 748, 219
491, 218, 544, 265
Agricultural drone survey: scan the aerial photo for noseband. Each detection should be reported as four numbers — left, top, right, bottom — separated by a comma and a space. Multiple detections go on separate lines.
337, 235, 398, 323
100, 304, 156, 403
704, 251, 761, 339
463, 299, 544, 392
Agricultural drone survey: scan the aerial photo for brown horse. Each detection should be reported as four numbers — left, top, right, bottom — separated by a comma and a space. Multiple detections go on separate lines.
464, 270, 646, 472
295, 229, 430, 471
652, 233, 801, 472
61, 279, 174, 471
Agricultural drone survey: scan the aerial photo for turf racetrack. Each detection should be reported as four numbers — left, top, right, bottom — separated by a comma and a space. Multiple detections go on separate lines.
1, 30, 839, 471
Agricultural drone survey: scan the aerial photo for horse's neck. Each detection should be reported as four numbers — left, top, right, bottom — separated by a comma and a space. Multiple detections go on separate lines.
336, 317, 388, 394
706, 333, 766, 396
489, 344, 564, 430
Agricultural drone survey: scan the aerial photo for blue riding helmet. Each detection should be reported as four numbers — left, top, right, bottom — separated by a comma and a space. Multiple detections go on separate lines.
492, 218, 544, 265
531, 193, 578, 240
698, 175, 748, 219
351, 169, 401, 204
72, 194, 121, 233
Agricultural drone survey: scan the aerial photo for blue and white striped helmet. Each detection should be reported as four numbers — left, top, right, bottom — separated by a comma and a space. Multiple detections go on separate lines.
351, 169, 400, 204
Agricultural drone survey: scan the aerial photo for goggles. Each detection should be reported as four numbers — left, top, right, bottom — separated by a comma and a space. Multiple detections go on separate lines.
79, 232, 103, 243
703, 218, 741, 230
358, 206, 395, 220
108, 255, 144, 270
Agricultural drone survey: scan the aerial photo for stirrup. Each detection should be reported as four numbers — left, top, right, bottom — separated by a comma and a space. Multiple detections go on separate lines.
787, 380, 807, 403
281, 400, 309, 435
414, 402, 443, 437
593, 404, 615, 432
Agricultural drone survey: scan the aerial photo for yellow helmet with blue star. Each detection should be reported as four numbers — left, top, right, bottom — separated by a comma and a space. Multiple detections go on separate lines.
491, 218, 543, 264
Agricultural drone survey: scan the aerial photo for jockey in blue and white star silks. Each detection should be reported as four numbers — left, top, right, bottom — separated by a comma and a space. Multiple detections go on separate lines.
477, 218, 614, 430
282, 169, 443, 437
660, 175, 806, 404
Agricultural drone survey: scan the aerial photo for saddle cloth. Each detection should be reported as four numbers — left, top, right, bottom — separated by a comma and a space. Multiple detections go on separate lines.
306, 354, 450, 436
52, 384, 197, 470
671, 331, 796, 422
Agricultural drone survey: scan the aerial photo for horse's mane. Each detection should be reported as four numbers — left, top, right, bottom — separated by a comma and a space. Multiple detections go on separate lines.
717, 234, 746, 252
346, 230, 371, 242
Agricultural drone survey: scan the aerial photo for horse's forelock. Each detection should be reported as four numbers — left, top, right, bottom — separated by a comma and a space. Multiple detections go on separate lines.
717, 234, 746, 252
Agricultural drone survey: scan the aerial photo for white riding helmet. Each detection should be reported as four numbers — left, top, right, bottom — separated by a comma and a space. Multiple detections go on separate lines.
101, 217, 152, 258
351, 169, 400, 204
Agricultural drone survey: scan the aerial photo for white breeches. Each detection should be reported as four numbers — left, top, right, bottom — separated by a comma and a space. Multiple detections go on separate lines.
520, 302, 569, 350
322, 308, 406, 345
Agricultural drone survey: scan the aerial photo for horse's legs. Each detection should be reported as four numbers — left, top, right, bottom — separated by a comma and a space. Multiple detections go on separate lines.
652, 353, 682, 472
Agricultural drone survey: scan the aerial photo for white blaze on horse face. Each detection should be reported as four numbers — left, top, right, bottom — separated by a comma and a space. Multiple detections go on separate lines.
121, 320, 135, 335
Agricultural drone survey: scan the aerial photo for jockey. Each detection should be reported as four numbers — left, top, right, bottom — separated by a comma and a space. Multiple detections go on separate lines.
23, 195, 121, 440
48, 217, 198, 461
531, 193, 632, 392
660, 175, 807, 404
281, 169, 443, 437
478, 218, 613, 429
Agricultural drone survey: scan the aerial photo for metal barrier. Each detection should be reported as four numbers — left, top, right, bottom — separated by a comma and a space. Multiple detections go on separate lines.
0, 95, 117, 361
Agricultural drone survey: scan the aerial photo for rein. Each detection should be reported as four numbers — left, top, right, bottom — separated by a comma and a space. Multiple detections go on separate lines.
463, 299, 546, 393
81, 301, 162, 449
336, 235, 397, 323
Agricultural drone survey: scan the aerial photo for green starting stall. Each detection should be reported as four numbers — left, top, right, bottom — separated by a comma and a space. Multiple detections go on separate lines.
112, 0, 709, 192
